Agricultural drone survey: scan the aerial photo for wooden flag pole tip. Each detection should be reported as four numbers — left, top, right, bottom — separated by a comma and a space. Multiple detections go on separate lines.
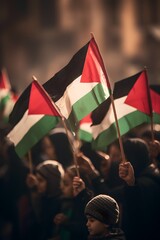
32, 75, 37, 81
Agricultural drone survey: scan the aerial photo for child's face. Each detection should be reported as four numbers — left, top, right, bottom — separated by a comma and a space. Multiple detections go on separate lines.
36, 173, 47, 194
86, 216, 108, 236
42, 136, 57, 159
100, 158, 111, 178
61, 172, 73, 198
108, 144, 121, 162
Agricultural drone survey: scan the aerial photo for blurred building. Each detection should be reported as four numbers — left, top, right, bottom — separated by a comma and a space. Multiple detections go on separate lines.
0, 0, 160, 93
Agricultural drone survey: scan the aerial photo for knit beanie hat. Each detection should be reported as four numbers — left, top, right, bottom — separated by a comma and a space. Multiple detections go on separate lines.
85, 194, 119, 225
36, 160, 64, 196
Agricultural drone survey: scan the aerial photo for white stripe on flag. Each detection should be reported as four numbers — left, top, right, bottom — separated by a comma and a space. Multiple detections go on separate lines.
7, 110, 44, 145
80, 122, 92, 134
92, 96, 139, 139
55, 75, 108, 119
0, 89, 9, 98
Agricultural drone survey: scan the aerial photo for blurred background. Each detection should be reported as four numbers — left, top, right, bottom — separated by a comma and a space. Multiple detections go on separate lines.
0, 0, 160, 94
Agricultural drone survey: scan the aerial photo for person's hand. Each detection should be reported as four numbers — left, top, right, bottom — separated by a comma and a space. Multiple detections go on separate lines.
119, 162, 135, 186
72, 176, 85, 196
26, 173, 38, 188
76, 152, 99, 179
148, 140, 160, 159
54, 213, 68, 225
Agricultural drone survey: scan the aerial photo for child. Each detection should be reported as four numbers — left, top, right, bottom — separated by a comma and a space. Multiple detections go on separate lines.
54, 165, 93, 240
26, 160, 64, 240
85, 194, 125, 240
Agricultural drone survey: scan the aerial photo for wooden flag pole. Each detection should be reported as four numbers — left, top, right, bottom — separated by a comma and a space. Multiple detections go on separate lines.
28, 150, 33, 173
143, 67, 155, 143
89, 37, 126, 163
61, 117, 80, 177
110, 93, 126, 163
150, 114, 155, 142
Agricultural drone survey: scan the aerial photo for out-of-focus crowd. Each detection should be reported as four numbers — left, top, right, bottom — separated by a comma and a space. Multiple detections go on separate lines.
0, 125, 160, 240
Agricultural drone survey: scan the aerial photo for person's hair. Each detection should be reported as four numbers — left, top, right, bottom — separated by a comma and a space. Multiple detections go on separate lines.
49, 133, 74, 169
80, 142, 107, 173
141, 130, 160, 142
36, 160, 64, 197
106, 139, 120, 155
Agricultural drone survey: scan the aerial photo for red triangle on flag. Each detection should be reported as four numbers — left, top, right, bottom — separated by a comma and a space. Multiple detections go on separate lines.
80, 37, 110, 89
125, 70, 152, 116
80, 113, 92, 124
28, 80, 61, 116
150, 88, 160, 114
0, 69, 11, 89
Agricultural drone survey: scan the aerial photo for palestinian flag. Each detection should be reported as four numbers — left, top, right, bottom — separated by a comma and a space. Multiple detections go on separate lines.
8, 37, 111, 146
7, 80, 61, 158
3, 96, 17, 124
150, 85, 160, 123
90, 70, 151, 151
44, 36, 111, 131
0, 69, 18, 124
0, 69, 11, 110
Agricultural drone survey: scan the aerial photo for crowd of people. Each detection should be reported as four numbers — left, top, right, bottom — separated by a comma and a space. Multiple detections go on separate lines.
0, 126, 160, 240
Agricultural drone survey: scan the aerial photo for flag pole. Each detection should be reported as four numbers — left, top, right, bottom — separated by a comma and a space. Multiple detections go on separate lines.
90, 33, 126, 163
61, 117, 80, 177
150, 112, 155, 142
28, 150, 33, 173
32, 75, 80, 176
110, 93, 126, 163
144, 66, 155, 142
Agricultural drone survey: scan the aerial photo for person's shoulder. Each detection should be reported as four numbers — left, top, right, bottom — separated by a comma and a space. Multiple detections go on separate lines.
138, 164, 160, 186
108, 228, 126, 240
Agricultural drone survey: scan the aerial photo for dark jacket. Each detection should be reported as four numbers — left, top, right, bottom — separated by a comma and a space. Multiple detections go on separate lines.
29, 194, 62, 240
88, 228, 125, 240
56, 189, 92, 240
92, 139, 160, 240
121, 138, 160, 240
92, 164, 160, 240
121, 164, 160, 240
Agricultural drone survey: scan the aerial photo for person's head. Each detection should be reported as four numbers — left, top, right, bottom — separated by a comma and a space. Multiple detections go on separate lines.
36, 160, 64, 197
41, 136, 57, 160
31, 135, 57, 166
49, 132, 73, 169
123, 138, 151, 177
85, 194, 119, 237
107, 140, 121, 162
96, 151, 111, 180
141, 129, 160, 143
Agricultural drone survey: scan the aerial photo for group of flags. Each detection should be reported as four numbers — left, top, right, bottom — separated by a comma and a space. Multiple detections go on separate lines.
1, 36, 160, 158
80, 70, 160, 150
0, 69, 18, 125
